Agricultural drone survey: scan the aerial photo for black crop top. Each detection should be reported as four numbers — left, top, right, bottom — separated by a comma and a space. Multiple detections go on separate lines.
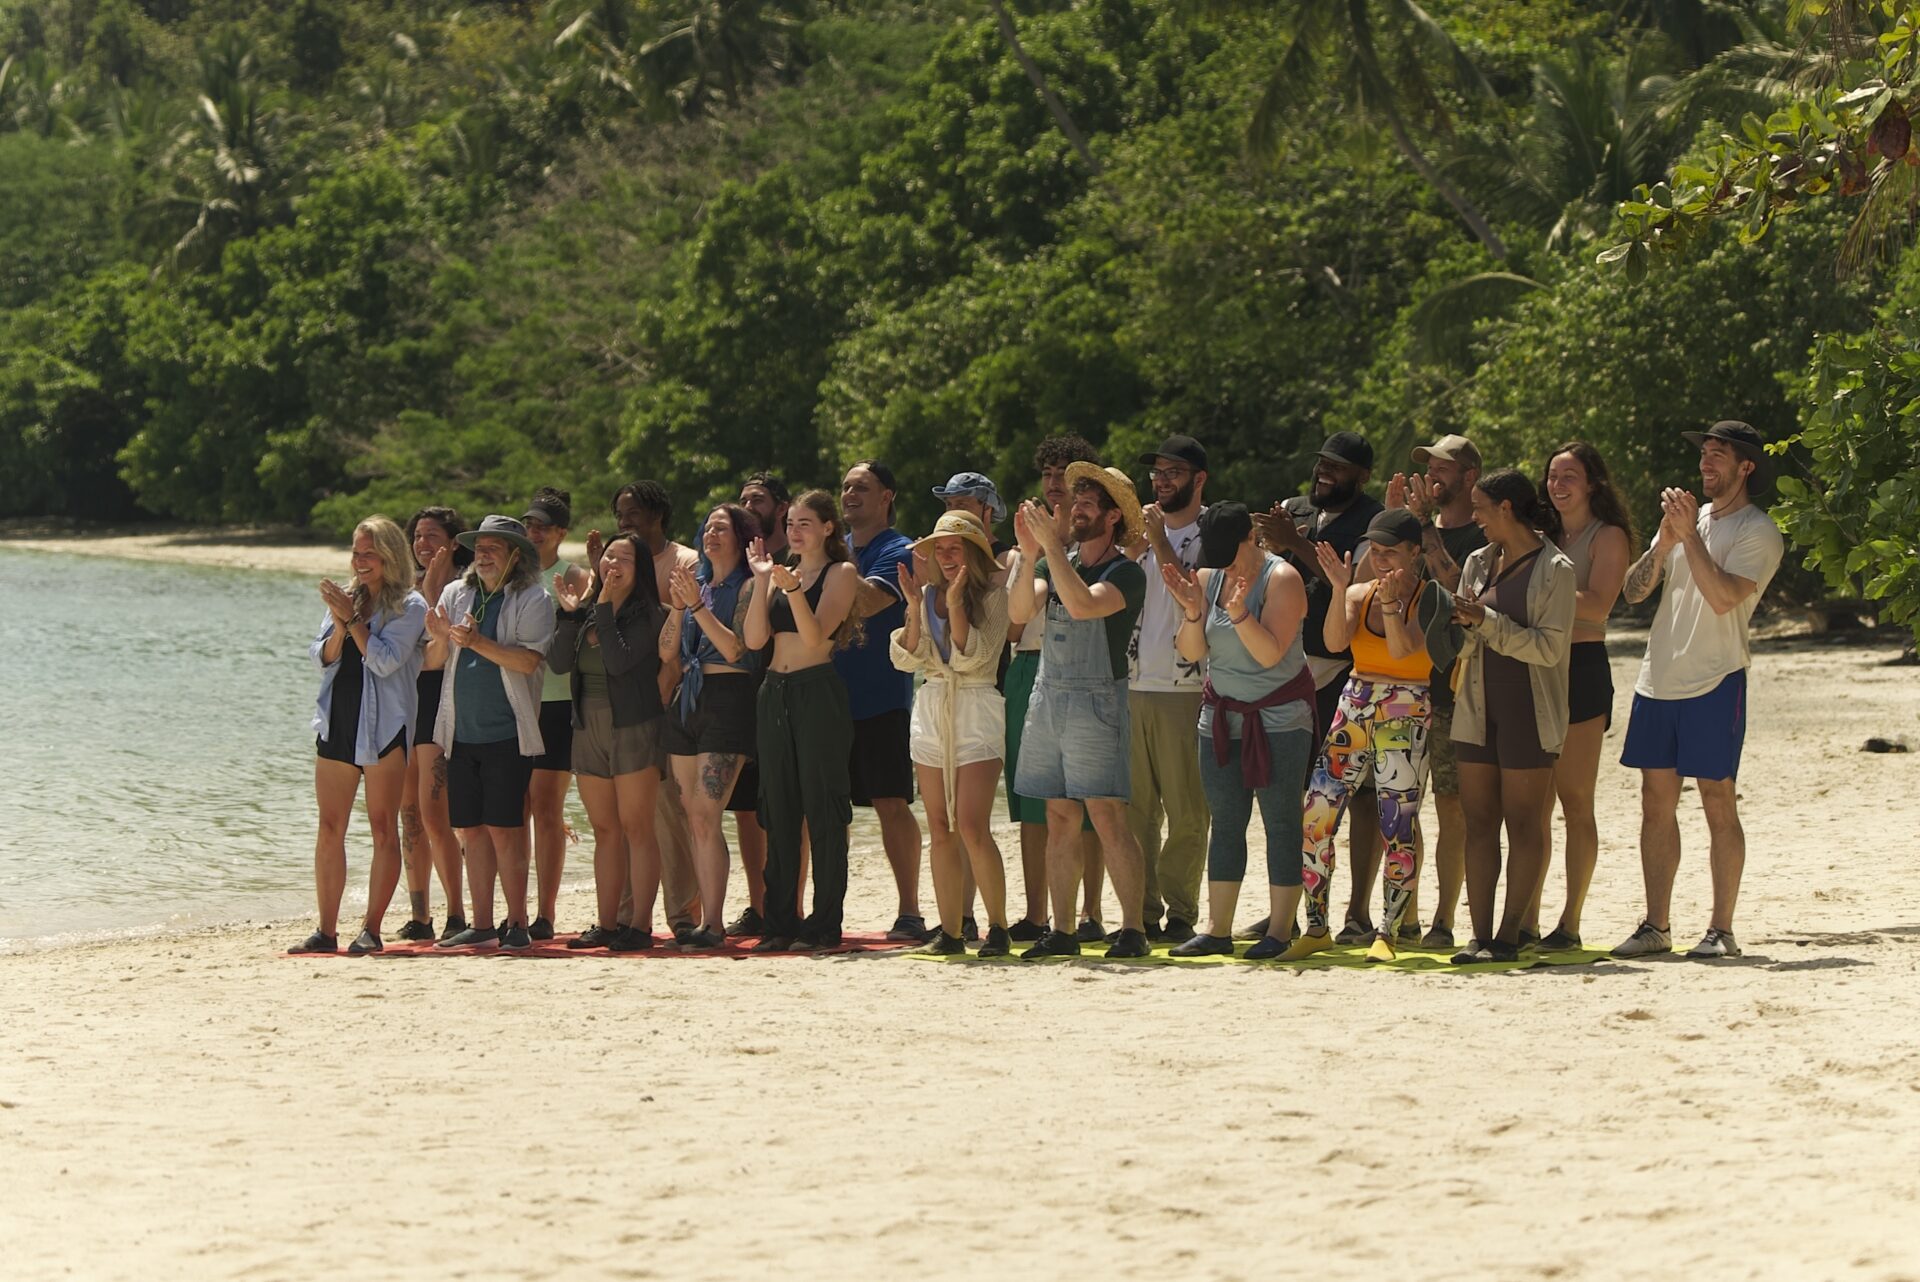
768, 573, 828, 635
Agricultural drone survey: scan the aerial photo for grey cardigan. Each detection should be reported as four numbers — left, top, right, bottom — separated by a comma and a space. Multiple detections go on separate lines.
433, 577, 555, 756
1437, 540, 1577, 755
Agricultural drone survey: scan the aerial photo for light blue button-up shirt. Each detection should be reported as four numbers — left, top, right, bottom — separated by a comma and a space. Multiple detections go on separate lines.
310, 591, 429, 766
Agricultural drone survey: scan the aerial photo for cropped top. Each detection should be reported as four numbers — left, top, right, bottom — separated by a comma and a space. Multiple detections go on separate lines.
1347, 581, 1431, 684
768, 573, 828, 635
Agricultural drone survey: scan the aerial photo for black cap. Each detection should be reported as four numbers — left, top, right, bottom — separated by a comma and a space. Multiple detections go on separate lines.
1317, 431, 1374, 470
522, 497, 571, 528
1197, 502, 1253, 569
1360, 508, 1424, 547
1138, 434, 1208, 471
1681, 420, 1771, 495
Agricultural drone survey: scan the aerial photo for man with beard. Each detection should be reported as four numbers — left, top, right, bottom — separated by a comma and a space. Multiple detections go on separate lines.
1245, 431, 1383, 941
1009, 464, 1153, 958
740, 472, 791, 564
1382, 433, 1483, 949
723, 471, 791, 937
1613, 422, 1783, 961
1123, 435, 1212, 943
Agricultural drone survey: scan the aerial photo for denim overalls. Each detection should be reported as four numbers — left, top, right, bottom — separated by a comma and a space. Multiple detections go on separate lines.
1013, 556, 1132, 802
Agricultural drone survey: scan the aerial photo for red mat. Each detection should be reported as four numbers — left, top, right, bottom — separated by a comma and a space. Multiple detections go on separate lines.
287, 930, 912, 960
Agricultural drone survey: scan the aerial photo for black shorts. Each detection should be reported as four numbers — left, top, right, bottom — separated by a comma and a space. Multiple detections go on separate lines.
849, 708, 914, 806
728, 758, 760, 815
663, 671, 758, 758
448, 738, 536, 829
1567, 641, 1614, 727
414, 669, 444, 749
317, 729, 406, 768
531, 700, 573, 772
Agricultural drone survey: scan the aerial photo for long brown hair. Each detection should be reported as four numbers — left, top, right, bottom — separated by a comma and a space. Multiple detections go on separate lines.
1540, 440, 1636, 546
792, 488, 860, 650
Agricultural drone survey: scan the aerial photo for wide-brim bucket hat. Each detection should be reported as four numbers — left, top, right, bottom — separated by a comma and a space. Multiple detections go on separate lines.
456, 514, 539, 562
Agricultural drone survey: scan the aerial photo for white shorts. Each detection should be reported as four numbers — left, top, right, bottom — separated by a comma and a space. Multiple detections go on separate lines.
908, 680, 1006, 771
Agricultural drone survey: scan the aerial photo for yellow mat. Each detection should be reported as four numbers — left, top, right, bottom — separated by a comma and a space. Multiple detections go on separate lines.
900, 937, 1611, 972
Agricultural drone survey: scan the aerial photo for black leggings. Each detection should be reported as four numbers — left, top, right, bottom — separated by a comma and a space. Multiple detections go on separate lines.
756, 666, 853, 940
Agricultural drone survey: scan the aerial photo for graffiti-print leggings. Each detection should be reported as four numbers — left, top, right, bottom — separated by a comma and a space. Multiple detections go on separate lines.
1300, 677, 1432, 936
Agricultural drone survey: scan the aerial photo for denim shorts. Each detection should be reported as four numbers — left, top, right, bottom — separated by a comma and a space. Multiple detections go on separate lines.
1013, 676, 1131, 802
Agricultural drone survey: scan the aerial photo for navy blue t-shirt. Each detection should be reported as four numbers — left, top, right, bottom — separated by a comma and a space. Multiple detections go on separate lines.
834, 526, 915, 720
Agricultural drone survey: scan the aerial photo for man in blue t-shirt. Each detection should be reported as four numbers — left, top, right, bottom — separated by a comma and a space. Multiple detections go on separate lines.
835, 460, 930, 942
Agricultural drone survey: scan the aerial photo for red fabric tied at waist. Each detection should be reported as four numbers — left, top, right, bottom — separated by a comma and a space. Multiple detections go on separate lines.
1201, 667, 1319, 789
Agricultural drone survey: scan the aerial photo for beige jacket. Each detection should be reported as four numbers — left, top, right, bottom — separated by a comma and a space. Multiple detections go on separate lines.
1445, 540, 1576, 756
889, 583, 1010, 815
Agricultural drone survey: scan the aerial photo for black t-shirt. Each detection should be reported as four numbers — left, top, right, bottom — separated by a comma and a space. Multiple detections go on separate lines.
1280, 494, 1384, 662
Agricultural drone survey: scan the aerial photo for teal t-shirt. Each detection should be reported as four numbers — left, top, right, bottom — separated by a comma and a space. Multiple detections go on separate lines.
1037, 552, 1147, 681
453, 592, 518, 744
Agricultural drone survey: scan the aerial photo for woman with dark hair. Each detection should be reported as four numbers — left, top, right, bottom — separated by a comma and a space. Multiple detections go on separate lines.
524, 486, 593, 939
396, 507, 471, 940
551, 534, 679, 951
665, 503, 760, 949
890, 511, 1012, 957
1523, 443, 1633, 948
290, 516, 429, 954
1445, 468, 1577, 964
742, 489, 862, 951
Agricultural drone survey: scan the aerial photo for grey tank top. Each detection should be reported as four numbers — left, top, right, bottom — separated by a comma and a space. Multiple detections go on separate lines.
1196, 553, 1311, 740
1562, 521, 1607, 643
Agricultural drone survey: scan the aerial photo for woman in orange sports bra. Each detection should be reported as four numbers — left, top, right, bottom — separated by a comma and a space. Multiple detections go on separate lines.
1284, 508, 1437, 962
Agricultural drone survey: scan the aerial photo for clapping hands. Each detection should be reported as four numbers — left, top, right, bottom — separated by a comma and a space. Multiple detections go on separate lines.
553, 571, 591, 613
1315, 542, 1355, 593
1160, 560, 1204, 619
319, 578, 355, 625
668, 565, 702, 611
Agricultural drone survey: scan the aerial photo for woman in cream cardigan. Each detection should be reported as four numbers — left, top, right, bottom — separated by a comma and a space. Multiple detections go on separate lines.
1443, 468, 1577, 965
890, 511, 1013, 957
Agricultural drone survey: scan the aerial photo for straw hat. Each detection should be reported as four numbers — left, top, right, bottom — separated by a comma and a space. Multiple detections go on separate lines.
912, 509, 998, 561
1063, 462, 1145, 545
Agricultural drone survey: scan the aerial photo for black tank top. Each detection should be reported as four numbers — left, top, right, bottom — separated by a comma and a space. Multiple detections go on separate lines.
768, 573, 829, 635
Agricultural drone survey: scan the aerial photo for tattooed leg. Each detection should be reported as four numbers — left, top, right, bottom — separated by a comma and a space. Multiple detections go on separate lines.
701, 752, 743, 801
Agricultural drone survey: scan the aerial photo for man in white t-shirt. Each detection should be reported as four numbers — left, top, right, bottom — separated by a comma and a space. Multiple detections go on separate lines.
1613, 421, 1785, 961
1125, 435, 1211, 941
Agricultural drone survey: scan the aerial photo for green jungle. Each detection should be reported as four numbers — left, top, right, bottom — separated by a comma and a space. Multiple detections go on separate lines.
3, 0, 1918, 632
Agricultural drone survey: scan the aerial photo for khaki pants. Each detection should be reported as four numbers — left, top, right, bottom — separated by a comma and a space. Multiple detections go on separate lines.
1126, 689, 1209, 926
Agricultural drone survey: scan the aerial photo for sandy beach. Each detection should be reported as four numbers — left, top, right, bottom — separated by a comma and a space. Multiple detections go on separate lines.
3, 533, 1918, 1279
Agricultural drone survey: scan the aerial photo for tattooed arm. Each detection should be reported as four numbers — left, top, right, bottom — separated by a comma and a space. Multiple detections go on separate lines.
1621, 542, 1666, 604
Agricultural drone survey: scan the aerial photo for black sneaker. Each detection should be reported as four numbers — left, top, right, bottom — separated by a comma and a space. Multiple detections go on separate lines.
1022, 929, 1081, 959
438, 915, 470, 942
436, 926, 500, 949
977, 925, 1013, 958
671, 921, 696, 946
1073, 918, 1106, 944
1486, 938, 1521, 962
609, 927, 655, 952
1170, 933, 1232, 958
347, 928, 383, 956
1233, 915, 1271, 941
914, 930, 966, 956
1539, 927, 1583, 951
680, 927, 727, 951
1244, 934, 1285, 960
1160, 917, 1196, 944
287, 930, 337, 955
1008, 918, 1047, 942
567, 926, 620, 950
961, 916, 979, 942
500, 924, 533, 950
1104, 928, 1152, 959
885, 914, 932, 943
725, 907, 766, 938
396, 919, 435, 943
1140, 916, 1164, 942
1450, 940, 1493, 965
789, 933, 841, 952
750, 934, 794, 953
528, 916, 555, 941
1334, 915, 1374, 945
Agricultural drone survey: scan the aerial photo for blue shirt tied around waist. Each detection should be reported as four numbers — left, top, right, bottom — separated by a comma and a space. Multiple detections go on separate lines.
678, 559, 754, 723
835, 526, 914, 721
310, 591, 428, 766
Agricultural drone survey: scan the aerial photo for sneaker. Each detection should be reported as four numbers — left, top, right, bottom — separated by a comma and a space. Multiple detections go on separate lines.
1539, 927, 1583, 951
1486, 938, 1520, 962
961, 916, 980, 943
1420, 922, 1455, 951
1686, 928, 1742, 959
1278, 930, 1337, 962
396, 919, 435, 943
567, 926, 620, 950
1160, 917, 1197, 945
789, 932, 841, 952
671, 921, 697, 946
1140, 916, 1165, 942
914, 930, 966, 956
1022, 929, 1081, 959
436, 926, 500, 949
1170, 933, 1233, 958
750, 934, 794, 953
1518, 928, 1541, 952
1366, 935, 1396, 963
1073, 918, 1106, 944
1233, 915, 1272, 941
1334, 915, 1374, 945
725, 907, 766, 938
287, 930, 337, 955
1395, 921, 1422, 945
528, 916, 555, 942
608, 927, 656, 952
1243, 934, 1286, 960
1610, 921, 1672, 959
1008, 918, 1047, 942
500, 924, 533, 950
977, 925, 1013, 958
886, 914, 933, 943
1450, 941, 1493, 965
438, 915, 470, 942
1104, 928, 1151, 959
347, 928, 383, 956
680, 927, 727, 951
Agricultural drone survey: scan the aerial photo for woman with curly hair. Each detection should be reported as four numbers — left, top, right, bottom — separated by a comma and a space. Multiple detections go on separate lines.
289, 516, 429, 955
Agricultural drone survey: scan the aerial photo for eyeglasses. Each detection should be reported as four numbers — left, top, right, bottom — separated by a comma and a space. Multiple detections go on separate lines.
1147, 468, 1192, 482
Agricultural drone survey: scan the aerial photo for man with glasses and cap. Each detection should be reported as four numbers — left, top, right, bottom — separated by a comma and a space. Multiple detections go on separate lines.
1123, 434, 1213, 943
1613, 420, 1784, 961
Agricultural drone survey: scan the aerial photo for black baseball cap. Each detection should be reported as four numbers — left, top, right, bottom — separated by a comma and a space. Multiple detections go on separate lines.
1360, 509, 1424, 547
1138, 434, 1208, 471
1197, 502, 1253, 569
1681, 420, 1771, 495
522, 496, 571, 528
1317, 431, 1374, 470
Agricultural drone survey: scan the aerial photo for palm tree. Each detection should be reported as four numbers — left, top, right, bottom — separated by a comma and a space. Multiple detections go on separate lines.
987, 0, 1102, 175
640, 0, 809, 118
1206, 0, 1510, 259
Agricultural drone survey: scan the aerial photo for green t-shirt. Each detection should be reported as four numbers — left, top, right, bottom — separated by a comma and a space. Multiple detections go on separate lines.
1037, 552, 1147, 681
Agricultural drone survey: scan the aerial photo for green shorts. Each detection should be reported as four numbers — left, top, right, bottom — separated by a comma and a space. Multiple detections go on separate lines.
1425, 702, 1460, 798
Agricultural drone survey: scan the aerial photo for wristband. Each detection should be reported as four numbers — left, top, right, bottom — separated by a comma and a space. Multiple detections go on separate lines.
1183, 611, 1203, 624
1228, 612, 1250, 626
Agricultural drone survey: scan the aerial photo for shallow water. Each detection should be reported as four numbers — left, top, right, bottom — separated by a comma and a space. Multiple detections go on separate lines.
0, 547, 894, 949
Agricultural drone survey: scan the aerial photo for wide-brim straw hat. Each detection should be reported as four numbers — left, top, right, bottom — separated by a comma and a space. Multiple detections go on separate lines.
455, 514, 538, 562
912, 509, 998, 561
1063, 462, 1145, 545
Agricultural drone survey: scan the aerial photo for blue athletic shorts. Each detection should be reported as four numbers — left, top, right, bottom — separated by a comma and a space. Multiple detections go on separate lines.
1619, 670, 1747, 781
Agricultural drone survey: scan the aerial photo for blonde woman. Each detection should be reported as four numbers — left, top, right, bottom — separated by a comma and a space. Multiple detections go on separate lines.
290, 517, 429, 955
890, 511, 1013, 957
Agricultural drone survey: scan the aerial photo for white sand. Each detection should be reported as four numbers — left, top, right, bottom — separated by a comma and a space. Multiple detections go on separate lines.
3, 552, 1919, 1277
0, 523, 596, 579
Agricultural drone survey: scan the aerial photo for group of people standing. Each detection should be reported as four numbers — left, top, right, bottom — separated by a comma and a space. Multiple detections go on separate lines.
293, 417, 1784, 967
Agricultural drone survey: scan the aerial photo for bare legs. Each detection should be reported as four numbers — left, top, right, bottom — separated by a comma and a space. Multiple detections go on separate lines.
574, 774, 629, 930
410, 743, 463, 920
675, 751, 745, 932
1636, 769, 1745, 933
1458, 760, 1555, 946
1527, 714, 1607, 936
461, 823, 529, 930
526, 765, 572, 925
619, 769, 665, 934
873, 796, 923, 920
920, 762, 1008, 937
311, 751, 409, 938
